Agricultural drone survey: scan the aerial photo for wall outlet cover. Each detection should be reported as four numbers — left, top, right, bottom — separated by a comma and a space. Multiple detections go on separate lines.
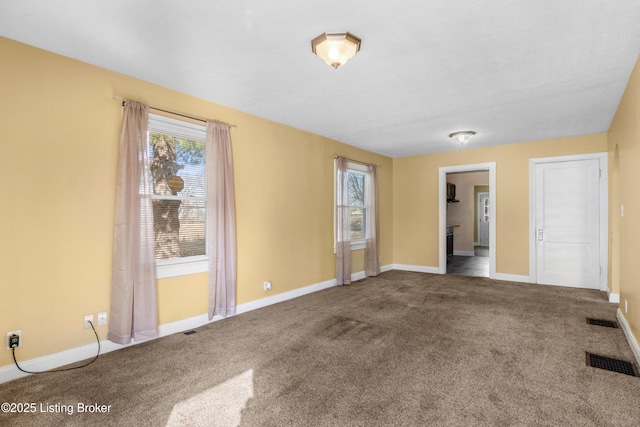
6, 330, 22, 350
84, 314, 94, 329
97, 312, 108, 326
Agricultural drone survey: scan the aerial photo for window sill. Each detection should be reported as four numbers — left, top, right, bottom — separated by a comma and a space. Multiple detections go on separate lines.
156, 256, 208, 279
334, 240, 366, 253
351, 240, 366, 251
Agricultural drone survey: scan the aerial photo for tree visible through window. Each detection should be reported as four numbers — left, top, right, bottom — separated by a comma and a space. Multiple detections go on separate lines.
148, 115, 207, 261
347, 171, 366, 241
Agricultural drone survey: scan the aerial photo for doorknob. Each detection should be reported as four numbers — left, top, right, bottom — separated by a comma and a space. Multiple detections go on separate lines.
538, 229, 543, 241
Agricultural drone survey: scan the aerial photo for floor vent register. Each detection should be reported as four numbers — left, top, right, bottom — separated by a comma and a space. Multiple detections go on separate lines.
585, 352, 639, 377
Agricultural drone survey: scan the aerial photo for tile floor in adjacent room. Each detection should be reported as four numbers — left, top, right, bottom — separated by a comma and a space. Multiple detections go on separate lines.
447, 246, 489, 278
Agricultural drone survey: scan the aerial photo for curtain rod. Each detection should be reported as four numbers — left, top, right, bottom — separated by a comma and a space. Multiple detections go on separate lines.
333, 155, 380, 168
120, 99, 236, 130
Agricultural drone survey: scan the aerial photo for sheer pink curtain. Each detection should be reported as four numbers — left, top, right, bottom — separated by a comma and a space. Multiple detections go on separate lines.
364, 164, 380, 277
108, 101, 159, 344
336, 157, 351, 285
206, 122, 237, 318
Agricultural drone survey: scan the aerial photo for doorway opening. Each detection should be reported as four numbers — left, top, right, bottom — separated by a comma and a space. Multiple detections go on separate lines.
438, 163, 496, 279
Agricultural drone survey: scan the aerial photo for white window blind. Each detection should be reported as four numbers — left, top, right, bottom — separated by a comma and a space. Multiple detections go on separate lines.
147, 114, 207, 272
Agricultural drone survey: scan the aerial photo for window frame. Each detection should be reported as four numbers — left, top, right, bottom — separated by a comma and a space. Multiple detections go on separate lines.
147, 113, 208, 279
335, 160, 370, 251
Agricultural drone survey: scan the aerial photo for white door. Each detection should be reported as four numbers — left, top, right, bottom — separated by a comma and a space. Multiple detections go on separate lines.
534, 159, 600, 289
477, 192, 490, 247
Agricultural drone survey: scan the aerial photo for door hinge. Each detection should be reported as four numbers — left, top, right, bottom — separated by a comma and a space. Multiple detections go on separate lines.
599, 169, 602, 178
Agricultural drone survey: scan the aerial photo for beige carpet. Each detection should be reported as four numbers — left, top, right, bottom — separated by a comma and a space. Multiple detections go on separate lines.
1, 271, 639, 426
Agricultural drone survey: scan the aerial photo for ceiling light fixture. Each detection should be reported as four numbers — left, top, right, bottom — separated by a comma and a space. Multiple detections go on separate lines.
311, 32, 361, 69
449, 131, 476, 146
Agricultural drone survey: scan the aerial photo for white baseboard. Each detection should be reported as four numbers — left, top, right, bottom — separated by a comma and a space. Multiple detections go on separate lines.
392, 264, 440, 274
493, 273, 531, 283
3, 265, 618, 384
0, 265, 395, 385
0, 339, 122, 385
607, 289, 620, 303
236, 264, 392, 314
380, 264, 394, 273
235, 278, 337, 315
453, 250, 475, 257
617, 309, 640, 366
393, 264, 532, 284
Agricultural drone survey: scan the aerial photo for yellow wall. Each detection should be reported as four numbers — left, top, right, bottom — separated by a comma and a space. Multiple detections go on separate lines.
393, 134, 607, 275
608, 56, 640, 345
0, 37, 393, 368
2, 33, 637, 373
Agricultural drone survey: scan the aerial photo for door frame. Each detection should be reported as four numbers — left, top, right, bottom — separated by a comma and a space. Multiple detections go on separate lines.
528, 152, 608, 291
438, 162, 496, 278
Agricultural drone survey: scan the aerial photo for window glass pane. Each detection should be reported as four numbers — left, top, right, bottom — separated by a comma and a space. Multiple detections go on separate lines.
347, 171, 365, 208
154, 200, 206, 260
483, 198, 490, 222
149, 133, 205, 197
149, 130, 206, 261
349, 207, 365, 240
346, 170, 366, 241
178, 200, 206, 258
335, 163, 369, 246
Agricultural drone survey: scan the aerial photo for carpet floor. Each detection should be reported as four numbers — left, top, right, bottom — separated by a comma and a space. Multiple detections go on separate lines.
1, 271, 639, 426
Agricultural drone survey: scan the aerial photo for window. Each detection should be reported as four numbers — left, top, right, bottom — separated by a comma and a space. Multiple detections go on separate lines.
336, 161, 370, 250
483, 197, 490, 222
147, 114, 208, 278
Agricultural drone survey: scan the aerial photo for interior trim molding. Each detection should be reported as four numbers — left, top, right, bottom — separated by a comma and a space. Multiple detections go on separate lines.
453, 250, 475, 257
608, 291, 620, 303
493, 273, 531, 283
236, 278, 337, 315
392, 264, 440, 274
617, 308, 640, 366
0, 265, 394, 384
438, 162, 497, 279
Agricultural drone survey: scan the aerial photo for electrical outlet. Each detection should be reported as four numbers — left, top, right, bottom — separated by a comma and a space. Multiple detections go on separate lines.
97, 312, 108, 326
264, 281, 272, 291
6, 330, 21, 350
84, 314, 94, 329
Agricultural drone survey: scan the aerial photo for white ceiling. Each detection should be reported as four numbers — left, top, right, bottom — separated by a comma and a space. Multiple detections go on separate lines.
2, 1, 640, 158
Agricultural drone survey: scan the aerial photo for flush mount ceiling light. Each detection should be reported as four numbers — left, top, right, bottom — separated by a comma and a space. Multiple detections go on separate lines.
311, 32, 361, 69
449, 131, 476, 146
